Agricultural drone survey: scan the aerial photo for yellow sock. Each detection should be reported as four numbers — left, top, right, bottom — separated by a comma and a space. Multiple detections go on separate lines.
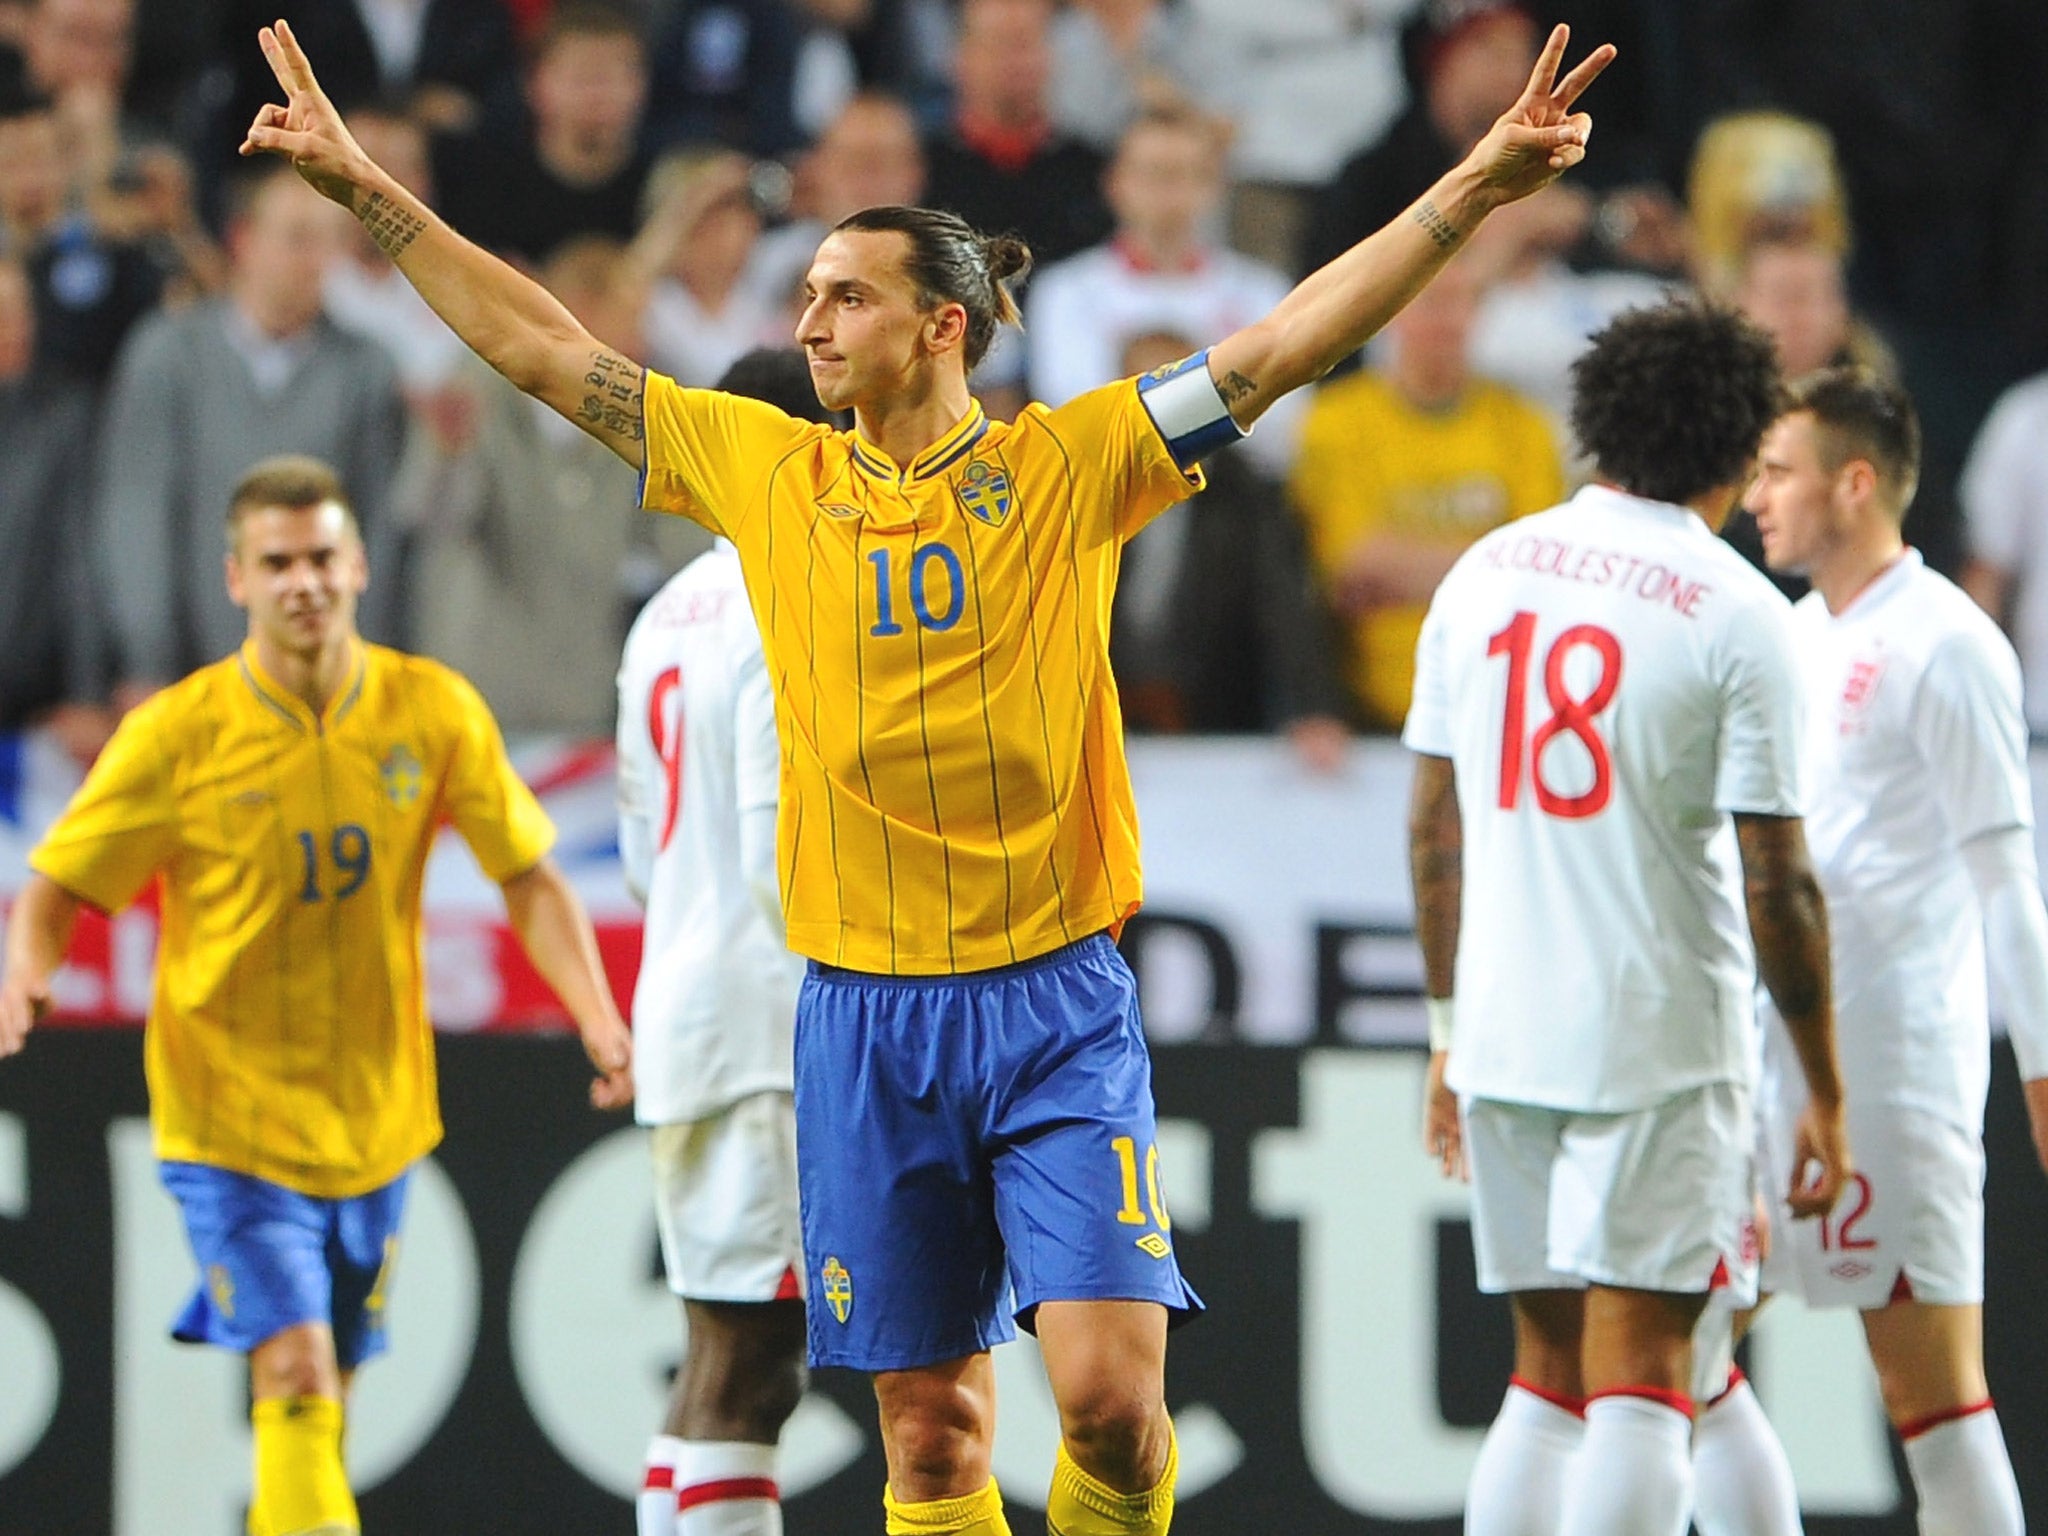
1046, 1422, 1177, 1536
883, 1476, 1012, 1534
249, 1395, 358, 1536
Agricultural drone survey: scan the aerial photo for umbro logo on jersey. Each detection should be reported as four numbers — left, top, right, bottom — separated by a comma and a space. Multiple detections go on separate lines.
1829, 1259, 1873, 1281
955, 460, 1012, 527
228, 789, 275, 808
820, 502, 861, 520
1135, 1232, 1172, 1260
822, 1256, 853, 1323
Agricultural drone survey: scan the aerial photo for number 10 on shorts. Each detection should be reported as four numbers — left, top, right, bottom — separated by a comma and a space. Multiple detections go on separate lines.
1111, 1136, 1171, 1232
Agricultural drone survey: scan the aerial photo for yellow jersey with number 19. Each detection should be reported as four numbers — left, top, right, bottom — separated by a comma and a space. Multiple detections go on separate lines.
30, 641, 554, 1198
640, 362, 1226, 974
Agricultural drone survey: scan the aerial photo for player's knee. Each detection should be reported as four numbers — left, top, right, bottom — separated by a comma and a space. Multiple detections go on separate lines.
717, 1350, 806, 1440
1056, 1384, 1163, 1484
248, 1323, 342, 1402
876, 1372, 995, 1489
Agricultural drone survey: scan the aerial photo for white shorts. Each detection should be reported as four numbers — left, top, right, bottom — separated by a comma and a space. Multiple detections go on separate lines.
1762, 1098, 1984, 1310
649, 1092, 805, 1304
1463, 1083, 1755, 1297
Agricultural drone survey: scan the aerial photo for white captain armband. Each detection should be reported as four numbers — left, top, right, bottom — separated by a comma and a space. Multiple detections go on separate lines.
1426, 996, 1456, 1054
1135, 348, 1248, 471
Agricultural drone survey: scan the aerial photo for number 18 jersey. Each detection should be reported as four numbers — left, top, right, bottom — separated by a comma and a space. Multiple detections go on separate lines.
1403, 484, 1805, 1112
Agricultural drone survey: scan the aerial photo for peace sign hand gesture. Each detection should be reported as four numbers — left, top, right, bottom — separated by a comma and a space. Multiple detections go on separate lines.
1467, 23, 1616, 207
238, 18, 374, 210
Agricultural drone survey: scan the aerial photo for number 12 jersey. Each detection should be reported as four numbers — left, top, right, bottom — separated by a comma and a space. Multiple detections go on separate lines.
1403, 484, 1805, 1113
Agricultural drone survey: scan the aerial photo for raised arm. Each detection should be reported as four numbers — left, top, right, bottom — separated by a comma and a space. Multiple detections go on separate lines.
239, 20, 647, 468
1206, 24, 1615, 426
1735, 811, 1851, 1219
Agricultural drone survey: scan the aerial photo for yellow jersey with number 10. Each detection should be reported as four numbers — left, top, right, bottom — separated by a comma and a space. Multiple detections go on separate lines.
30, 642, 554, 1198
641, 367, 1216, 974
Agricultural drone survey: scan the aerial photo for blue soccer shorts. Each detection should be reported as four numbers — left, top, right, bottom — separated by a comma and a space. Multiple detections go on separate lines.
793, 932, 1203, 1372
159, 1161, 411, 1369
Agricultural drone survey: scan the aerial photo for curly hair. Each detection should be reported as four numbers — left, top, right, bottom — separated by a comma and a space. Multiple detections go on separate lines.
1569, 298, 1785, 507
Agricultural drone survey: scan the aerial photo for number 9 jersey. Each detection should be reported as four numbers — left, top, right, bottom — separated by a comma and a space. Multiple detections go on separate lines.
1403, 484, 1805, 1113
29, 642, 554, 1197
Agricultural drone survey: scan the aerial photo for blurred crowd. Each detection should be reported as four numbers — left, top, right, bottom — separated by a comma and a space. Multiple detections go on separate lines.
8, 0, 2048, 766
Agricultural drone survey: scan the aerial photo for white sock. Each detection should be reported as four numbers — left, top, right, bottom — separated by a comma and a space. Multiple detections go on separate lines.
1691, 1375, 1803, 1536
1466, 1380, 1586, 1536
640, 1434, 687, 1536
1900, 1404, 2023, 1536
1558, 1392, 1693, 1536
676, 1440, 782, 1536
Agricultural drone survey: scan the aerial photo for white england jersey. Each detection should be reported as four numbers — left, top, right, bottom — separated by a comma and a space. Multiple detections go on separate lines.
618, 544, 801, 1125
1404, 484, 1804, 1112
1766, 550, 2032, 1133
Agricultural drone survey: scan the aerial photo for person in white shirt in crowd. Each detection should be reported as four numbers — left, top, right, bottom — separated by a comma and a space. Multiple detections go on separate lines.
1045, 0, 1233, 155
1025, 101, 1305, 478
1457, 181, 1667, 442
322, 102, 468, 397
1745, 366, 2048, 1536
1961, 367, 2048, 736
1408, 298, 1850, 1536
616, 347, 836, 1536
635, 149, 790, 388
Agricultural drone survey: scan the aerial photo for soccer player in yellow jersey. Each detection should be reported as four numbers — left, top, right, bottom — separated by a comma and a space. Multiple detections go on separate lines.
238, 19, 1613, 1534
0, 456, 633, 1536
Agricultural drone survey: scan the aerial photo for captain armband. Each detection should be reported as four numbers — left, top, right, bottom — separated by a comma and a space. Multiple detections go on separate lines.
1134, 348, 1249, 472
1426, 996, 1456, 1054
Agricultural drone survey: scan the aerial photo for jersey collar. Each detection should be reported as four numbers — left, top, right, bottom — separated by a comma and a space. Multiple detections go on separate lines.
238, 639, 368, 735
849, 404, 990, 486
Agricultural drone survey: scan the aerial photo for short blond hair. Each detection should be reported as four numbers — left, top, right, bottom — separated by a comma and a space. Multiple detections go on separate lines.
225, 455, 359, 549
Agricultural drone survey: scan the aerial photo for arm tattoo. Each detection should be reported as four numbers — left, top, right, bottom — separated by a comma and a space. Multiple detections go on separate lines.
1411, 199, 1464, 251
577, 347, 646, 443
1217, 369, 1260, 405
358, 192, 426, 259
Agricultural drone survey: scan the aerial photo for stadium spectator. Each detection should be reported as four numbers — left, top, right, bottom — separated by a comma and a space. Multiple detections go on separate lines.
0, 451, 632, 1536
1025, 103, 1305, 479
645, 0, 807, 157
1685, 110, 1851, 303
1179, 0, 1413, 254
1961, 370, 2048, 735
432, 0, 652, 267
921, 0, 1111, 268
1301, 0, 1540, 278
1108, 330, 1349, 767
1289, 255, 1563, 730
0, 253, 113, 754
0, 0, 132, 188
210, 0, 520, 139
1045, 0, 1230, 155
322, 103, 467, 394
1458, 182, 1669, 439
95, 162, 407, 699
0, 94, 168, 387
394, 237, 712, 734
749, 88, 926, 309
636, 150, 788, 388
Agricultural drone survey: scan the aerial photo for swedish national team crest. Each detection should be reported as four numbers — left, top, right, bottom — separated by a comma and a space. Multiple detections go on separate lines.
380, 745, 424, 809
955, 460, 1012, 527
821, 1256, 853, 1324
